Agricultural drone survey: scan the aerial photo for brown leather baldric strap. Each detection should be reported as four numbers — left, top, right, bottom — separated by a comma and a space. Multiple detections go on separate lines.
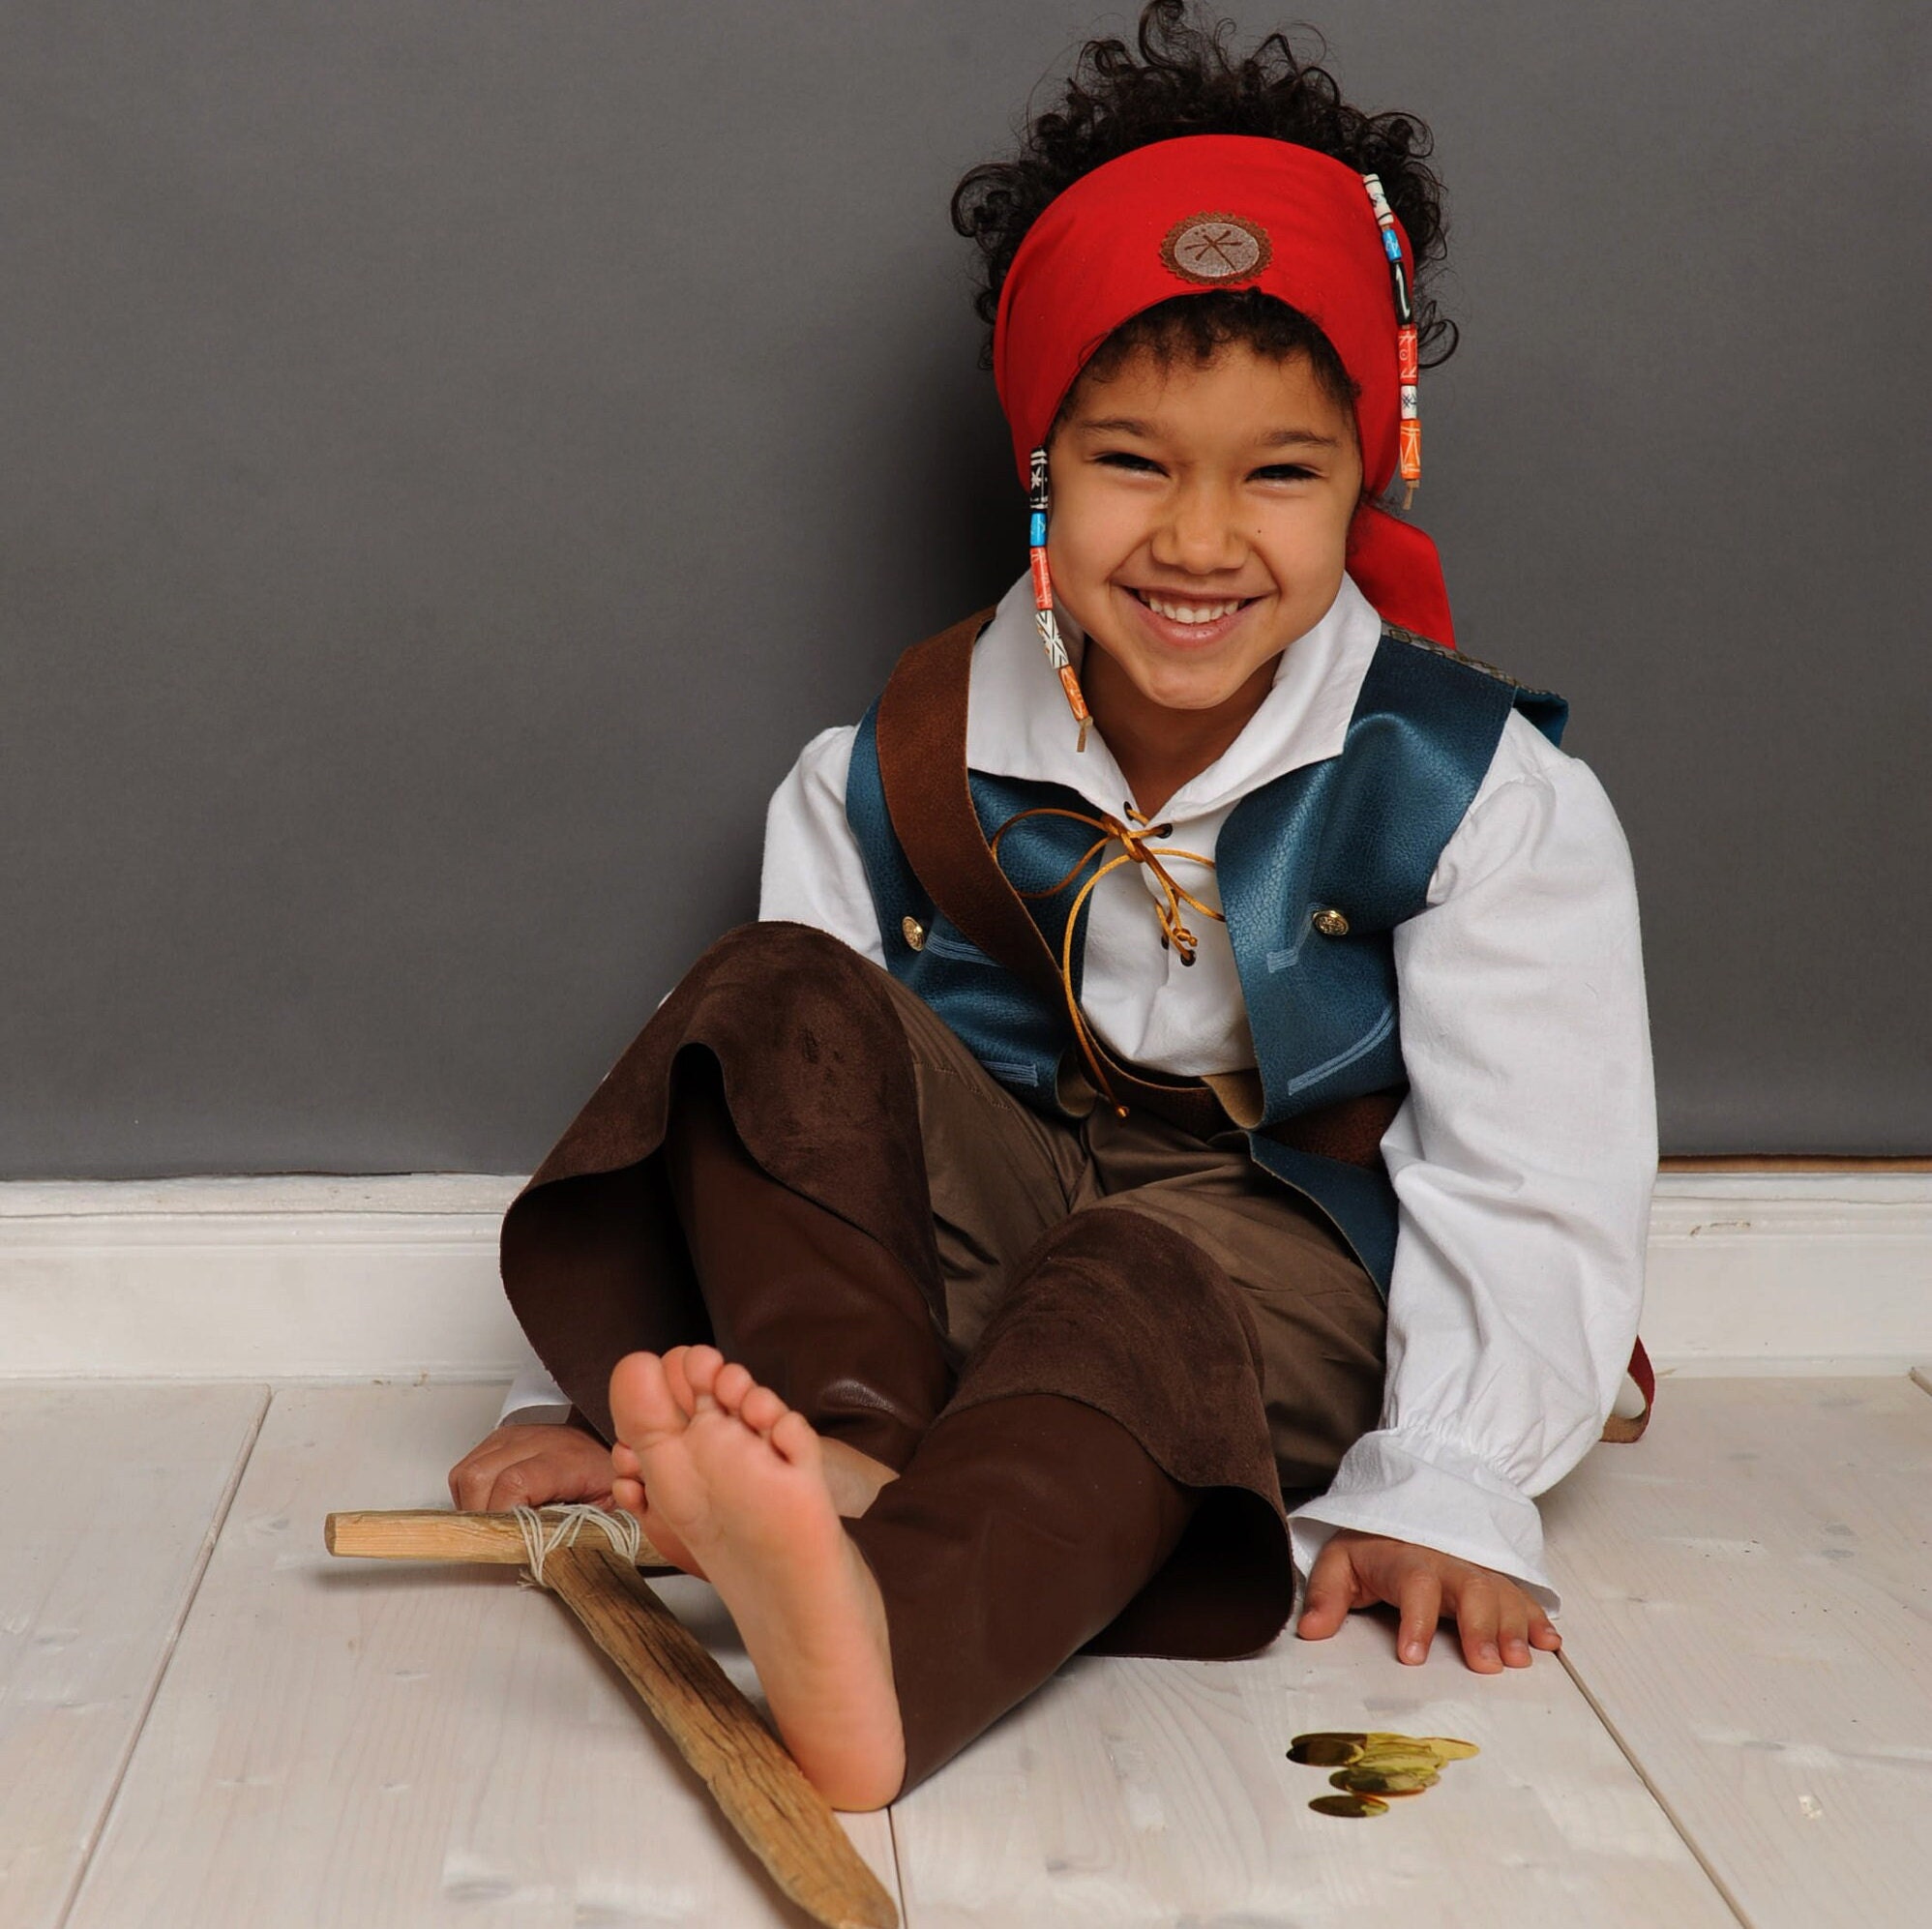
875, 608, 1065, 1009
873, 612, 1403, 1165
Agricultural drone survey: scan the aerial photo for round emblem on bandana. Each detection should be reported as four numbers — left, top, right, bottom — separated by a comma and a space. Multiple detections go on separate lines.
1160, 211, 1272, 285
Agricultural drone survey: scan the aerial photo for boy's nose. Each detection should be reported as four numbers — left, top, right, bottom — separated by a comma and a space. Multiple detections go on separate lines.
1150, 484, 1247, 575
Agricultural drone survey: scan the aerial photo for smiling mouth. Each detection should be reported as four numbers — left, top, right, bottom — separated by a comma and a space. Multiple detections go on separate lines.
1125, 585, 1263, 635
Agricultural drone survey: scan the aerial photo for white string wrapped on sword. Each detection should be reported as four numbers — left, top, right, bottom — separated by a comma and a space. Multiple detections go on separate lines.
509, 1503, 644, 1588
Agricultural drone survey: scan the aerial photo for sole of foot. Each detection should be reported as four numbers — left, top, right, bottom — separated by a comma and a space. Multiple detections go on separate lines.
609, 1344, 907, 1811
612, 1346, 900, 1581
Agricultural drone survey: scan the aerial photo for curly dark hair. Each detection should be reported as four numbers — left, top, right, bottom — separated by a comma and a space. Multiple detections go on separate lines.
951, 1, 1456, 440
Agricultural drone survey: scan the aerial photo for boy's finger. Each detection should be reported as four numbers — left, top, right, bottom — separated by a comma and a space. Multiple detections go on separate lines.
482, 1444, 608, 1513
1498, 1596, 1533, 1667
1294, 1543, 1358, 1639
450, 1444, 519, 1511
1455, 1578, 1503, 1671
484, 1457, 552, 1512
1396, 1571, 1442, 1663
449, 1423, 561, 1508
1530, 1609, 1562, 1651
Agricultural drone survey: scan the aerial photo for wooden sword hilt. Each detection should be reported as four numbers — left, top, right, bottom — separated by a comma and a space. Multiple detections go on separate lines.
323, 1506, 678, 1569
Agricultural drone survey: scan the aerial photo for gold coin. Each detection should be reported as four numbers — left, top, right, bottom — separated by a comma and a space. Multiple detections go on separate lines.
1351, 1749, 1444, 1775
1416, 1736, 1479, 1761
1309, 1794, 1388, 1819
1288, 1736, 1364, 1766
1292, 1731, 1367, 1747
1332, 1767, 1439, 1795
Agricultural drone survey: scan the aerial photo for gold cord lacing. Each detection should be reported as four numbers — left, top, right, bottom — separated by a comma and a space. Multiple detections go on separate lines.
987, 802, 1225, 1117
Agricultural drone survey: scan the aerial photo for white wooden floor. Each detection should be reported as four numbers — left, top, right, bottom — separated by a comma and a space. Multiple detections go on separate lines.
5, 1373, 1929, 1929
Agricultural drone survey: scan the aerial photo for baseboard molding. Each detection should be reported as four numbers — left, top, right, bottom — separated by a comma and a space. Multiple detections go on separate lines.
0, 1176, 527, 1380
1643, 1172, 1932, 1376
1, 1172, 1927, 1380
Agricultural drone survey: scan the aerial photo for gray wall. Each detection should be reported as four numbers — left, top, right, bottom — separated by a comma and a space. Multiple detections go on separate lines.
5, 1, 1926, 1178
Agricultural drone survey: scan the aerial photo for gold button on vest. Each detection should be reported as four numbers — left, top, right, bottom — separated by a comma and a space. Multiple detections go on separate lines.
1312, 907, 1351, 938
902, 915, 927, 951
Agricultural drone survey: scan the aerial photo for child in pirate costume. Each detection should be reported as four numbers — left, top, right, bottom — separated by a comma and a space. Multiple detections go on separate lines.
450, 2, 1657, 1812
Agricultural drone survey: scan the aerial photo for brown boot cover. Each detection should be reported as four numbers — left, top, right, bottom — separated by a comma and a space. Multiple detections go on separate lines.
845, 1390, 1197, 1799
499, 922, 948, 1444
845, 1205, 1296, 1797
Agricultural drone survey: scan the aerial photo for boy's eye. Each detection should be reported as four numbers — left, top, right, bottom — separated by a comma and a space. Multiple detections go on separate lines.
1094, 453, 1317, 482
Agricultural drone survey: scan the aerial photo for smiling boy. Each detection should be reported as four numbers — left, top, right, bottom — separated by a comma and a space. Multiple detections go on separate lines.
1047, 341, 1362, 812
462, 9, 1656, 1814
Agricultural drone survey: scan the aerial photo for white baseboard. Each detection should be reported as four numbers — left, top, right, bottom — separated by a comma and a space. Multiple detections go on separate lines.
0, 1176, 527, 1380
1, 1172, 1927, 1381
1643, 1173, 1932, 1377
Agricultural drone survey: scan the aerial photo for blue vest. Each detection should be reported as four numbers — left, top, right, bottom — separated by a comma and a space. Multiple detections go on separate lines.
845, 619, 1567, 1296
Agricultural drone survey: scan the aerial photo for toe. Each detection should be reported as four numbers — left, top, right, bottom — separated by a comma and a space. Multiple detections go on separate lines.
662, 1347, 699, 1417
609, 1350, 687, 1448
683, 1345, 725, 1409
740, 1384, 786, 1434
713, 1360, 755, 1413
770, 1408, 822, 1472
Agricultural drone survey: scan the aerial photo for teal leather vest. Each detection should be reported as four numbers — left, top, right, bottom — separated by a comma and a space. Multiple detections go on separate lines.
845, 618, 1567, 1295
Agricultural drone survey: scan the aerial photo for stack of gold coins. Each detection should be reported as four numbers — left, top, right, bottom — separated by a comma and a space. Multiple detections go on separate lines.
1289, 1730, 1479, 1818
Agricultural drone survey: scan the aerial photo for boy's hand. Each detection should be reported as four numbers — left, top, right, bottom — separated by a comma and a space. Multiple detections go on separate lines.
1295, 1527, 1561, 1671
447, 1421, 615, 1513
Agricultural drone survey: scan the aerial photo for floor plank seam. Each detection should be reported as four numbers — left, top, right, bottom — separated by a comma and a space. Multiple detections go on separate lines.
884, 1799, 908, 1924
1556, 1647, 1754, 1928
51, 1383, 273, 1929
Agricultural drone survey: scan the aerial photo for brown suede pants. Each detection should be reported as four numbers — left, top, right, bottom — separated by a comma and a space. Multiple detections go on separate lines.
500, 922, 1386, 1797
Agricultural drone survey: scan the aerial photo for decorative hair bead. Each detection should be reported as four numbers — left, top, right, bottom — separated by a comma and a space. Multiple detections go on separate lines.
1360, 172, 1422, 510
1026, 446, 1092, 752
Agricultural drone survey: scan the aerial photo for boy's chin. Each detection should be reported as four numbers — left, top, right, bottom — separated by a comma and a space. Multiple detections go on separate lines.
1098, 640, 1283, 717
1136, 674, 1242, 713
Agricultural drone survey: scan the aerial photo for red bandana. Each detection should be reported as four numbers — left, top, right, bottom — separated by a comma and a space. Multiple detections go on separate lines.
993, 134, 1454, 647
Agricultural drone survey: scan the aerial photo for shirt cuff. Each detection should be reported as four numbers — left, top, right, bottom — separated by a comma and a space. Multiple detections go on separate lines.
497, 1359, 570, 1428
1286, 1427, 1561, 1616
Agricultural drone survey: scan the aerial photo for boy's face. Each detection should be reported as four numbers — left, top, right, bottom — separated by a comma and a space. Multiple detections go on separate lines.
1046, 341, 1365, 715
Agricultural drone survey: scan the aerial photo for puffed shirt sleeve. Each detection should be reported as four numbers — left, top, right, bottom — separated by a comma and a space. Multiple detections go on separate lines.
757, 724, 886, 964
1285, 710, 1657, 1615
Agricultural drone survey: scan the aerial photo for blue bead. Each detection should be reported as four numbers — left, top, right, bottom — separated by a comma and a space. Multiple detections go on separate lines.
1382, 227, 1403, 262
1029, 512, 1048, 548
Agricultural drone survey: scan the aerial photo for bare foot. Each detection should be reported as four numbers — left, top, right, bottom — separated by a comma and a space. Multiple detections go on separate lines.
614, 1346, 901, 1579
608, 1346, 907, 1811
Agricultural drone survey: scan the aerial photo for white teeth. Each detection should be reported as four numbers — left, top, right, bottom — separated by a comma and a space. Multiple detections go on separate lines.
1139, 592, 1245, 625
